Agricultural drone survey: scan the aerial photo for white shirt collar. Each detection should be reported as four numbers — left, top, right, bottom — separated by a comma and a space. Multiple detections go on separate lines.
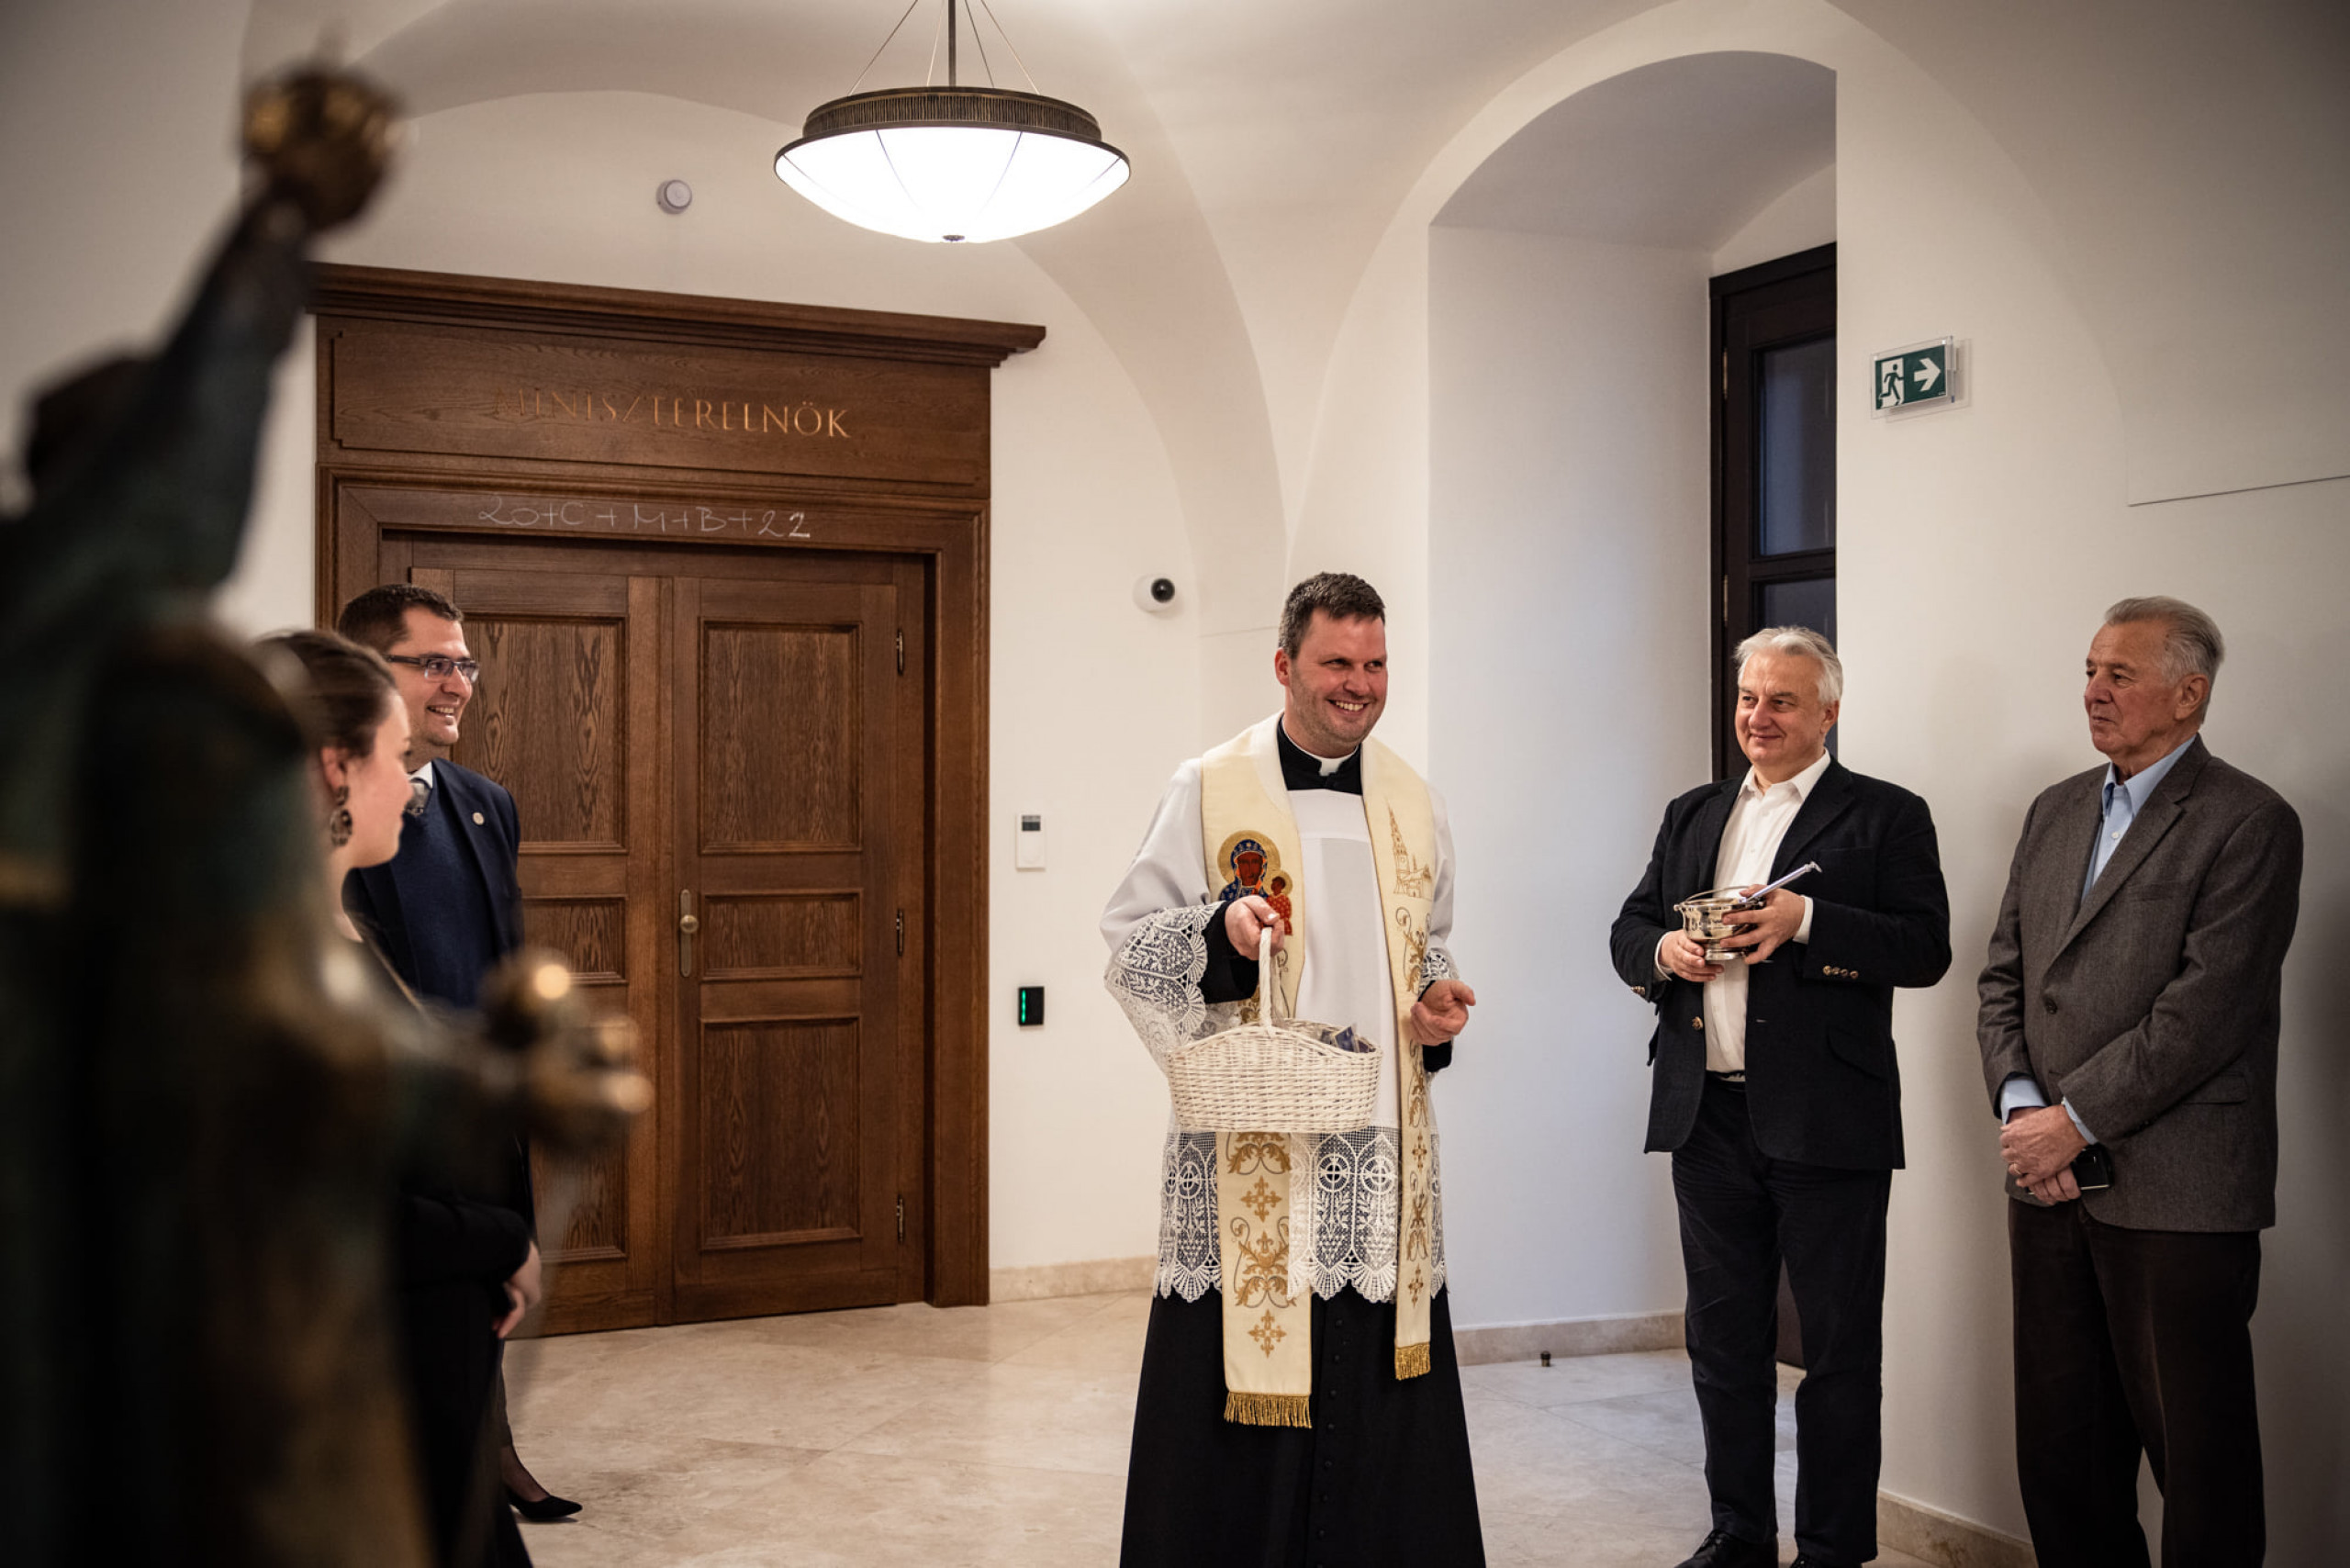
409, 758, 437, 788
1740, 746, 1834, 801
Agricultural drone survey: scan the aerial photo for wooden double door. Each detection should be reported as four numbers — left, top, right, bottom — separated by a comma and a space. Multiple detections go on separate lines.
397, 533, 930, 1330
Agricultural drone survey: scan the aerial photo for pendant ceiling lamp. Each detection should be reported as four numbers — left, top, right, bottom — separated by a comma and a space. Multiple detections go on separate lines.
776, 0, 1130, 244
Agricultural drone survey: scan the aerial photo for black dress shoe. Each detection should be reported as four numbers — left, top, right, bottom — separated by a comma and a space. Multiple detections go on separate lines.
1672, 1529, 1775, 1568
506, 1488, 583, 1521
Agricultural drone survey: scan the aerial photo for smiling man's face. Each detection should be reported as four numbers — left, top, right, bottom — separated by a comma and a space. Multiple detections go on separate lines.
1275, 610, 1387, 756
1734, 649, 1838, 786
386, 608, 476, 765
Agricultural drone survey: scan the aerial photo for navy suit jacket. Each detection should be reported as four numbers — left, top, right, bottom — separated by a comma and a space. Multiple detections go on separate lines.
1610, 759, 1951, 1170
343, 758, 523, 1011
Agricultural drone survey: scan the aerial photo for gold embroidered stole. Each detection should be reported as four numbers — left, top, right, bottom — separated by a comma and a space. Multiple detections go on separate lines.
1199, 717, 1439, 1425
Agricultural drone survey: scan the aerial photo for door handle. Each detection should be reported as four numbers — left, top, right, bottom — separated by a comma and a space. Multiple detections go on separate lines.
677, 889, 700, 977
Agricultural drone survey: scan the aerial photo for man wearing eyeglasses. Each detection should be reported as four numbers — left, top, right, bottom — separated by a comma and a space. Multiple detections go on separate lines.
336, 582, 581, 1525
338, 585, 518, 1013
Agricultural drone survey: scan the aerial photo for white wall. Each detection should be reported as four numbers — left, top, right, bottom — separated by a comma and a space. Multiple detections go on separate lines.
0, 0, 247, 498
1428, 227, 1710, 1327
1834, 36, 2350, 1552
1313, 0, 2350, 1553
1712, 162, 1834, 275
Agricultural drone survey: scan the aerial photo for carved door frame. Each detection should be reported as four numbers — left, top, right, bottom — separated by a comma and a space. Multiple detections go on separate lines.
309, 265, 1041, 1313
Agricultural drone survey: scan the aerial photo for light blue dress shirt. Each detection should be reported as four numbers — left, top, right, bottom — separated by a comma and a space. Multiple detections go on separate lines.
2081, 734, 2196, 899
1999, 733, 2199, 1143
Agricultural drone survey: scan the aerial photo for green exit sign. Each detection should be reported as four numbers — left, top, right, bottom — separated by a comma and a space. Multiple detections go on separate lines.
1872, 338, 1954, 413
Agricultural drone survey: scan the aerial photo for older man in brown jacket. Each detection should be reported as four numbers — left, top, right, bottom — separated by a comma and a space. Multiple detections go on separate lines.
1978, 596, 2300, 1567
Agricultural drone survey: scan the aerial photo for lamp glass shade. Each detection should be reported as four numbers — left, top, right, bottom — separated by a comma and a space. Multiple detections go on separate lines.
777, 89, 1129, 243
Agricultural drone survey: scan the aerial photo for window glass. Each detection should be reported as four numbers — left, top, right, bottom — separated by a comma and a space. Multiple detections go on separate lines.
1759, 576, 1836, 646
1758, 336, 1836, 557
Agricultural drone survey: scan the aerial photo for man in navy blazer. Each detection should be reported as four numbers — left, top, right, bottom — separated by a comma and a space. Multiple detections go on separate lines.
1611, 628, 1950, 1568
339, 587, 522, 1009
338, 583, 577, 1522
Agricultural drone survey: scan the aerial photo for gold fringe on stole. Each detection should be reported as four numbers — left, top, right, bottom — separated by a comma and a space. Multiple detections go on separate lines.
1394, 1341, 1433, 1380
1224, 1390, 1315, 1428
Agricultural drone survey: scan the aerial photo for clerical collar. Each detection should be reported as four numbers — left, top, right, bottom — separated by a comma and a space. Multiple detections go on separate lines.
1277, 722, 1362, 795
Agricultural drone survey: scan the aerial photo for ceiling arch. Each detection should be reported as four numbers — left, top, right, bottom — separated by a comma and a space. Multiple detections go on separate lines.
1435, 51, 1832, 249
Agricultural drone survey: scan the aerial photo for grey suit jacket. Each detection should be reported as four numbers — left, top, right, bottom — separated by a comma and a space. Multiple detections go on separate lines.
1976, 736, 2300, 1231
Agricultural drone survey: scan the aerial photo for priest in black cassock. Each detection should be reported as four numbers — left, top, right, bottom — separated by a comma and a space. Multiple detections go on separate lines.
1102, 572, 1485, 1567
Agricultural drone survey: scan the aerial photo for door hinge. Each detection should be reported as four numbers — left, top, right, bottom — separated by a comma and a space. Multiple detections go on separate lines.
1721, 350, 1729, 397
895, 630, 904, 675
895, 908, 905, 957
1721, 575, 1729, 626
896, 1193, 905, 1243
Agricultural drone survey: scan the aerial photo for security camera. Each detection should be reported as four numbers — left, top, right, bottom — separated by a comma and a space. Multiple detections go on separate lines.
1133, 576, 1181, 614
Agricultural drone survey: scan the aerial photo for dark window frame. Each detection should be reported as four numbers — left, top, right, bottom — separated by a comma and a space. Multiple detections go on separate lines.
1709, 242, 1837, 780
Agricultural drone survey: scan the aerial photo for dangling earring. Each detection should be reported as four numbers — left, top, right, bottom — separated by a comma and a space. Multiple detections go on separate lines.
329, 784, 353, 848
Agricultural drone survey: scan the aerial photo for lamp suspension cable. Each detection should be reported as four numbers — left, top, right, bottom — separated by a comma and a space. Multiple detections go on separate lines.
968, 0, 1039, 91
849, 0, 925, 94
959, 0, 997, 91
774, 0, 1130, 244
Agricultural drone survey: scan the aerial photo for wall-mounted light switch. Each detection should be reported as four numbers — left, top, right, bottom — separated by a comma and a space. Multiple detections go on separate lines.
1017, 985, 1046, 1026
1016, 812, 1046, 869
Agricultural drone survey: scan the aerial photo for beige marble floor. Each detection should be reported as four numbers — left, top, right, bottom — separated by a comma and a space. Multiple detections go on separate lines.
504, 1292, 1933, 1567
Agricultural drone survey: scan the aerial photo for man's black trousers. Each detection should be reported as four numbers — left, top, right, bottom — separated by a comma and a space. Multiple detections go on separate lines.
2007, 1198, 2264, 1568
1672, 1074, 1889, 1567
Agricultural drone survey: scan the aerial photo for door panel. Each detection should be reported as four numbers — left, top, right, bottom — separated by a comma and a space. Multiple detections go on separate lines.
397, 538, 925, 1328
699, 1017, 863, 1247
408, 562, 666, 1330
700, 892, 861, 980
466, 611, 628, 849
672, 575, 907, 1318
701, 623, 862, 849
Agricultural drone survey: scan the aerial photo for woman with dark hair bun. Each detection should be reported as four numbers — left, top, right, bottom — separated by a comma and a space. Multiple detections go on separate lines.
261, 629, 540, 1568
259, 631, 416, 879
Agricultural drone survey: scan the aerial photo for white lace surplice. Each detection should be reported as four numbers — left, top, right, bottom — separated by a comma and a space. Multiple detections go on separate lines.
1102, 756, 1458, 1305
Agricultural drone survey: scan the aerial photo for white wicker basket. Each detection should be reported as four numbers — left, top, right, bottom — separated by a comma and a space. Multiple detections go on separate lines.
1167, 947, 1380, 1134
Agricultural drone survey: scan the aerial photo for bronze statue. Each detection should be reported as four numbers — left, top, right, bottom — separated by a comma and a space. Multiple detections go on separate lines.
0, 67, 645, 1566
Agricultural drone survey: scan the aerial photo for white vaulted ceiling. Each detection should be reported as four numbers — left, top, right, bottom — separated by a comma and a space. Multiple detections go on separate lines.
232, 0, 2350, 539
1436, 51, 1832, 247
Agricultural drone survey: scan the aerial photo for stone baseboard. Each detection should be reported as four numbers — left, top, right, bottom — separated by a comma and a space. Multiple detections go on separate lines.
1449, 1309, 1684, 1366
989, 1255, 1156, 1302
1878, 1491, 2037, 1568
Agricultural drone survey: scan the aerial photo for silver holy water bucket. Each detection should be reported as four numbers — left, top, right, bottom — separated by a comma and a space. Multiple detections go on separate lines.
1673, 887, 1754, 965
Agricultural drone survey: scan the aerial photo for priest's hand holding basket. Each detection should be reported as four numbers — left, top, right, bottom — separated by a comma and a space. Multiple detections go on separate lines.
1165, 902, 1382, 1135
